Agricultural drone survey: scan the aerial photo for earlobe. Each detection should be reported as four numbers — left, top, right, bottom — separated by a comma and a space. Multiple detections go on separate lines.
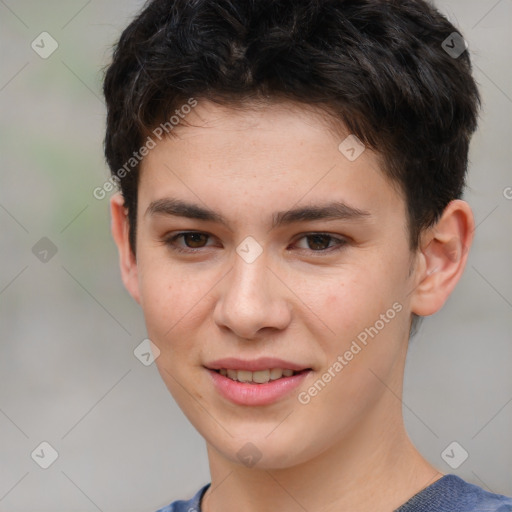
110, 193, 141, 304
410, 200, 474, 317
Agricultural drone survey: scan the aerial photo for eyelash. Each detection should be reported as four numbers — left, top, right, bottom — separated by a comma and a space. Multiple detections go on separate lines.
163, 231, 348, 256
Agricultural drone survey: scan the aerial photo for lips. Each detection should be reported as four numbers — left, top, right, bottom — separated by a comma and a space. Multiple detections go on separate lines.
205, 357, 309, 372
205, 357, 312, 406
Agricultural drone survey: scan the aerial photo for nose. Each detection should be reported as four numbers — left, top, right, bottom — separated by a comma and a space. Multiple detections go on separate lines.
213, 250, 292, 340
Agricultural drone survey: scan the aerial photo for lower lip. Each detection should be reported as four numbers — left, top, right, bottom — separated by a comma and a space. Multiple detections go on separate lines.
207, 369, 310, 406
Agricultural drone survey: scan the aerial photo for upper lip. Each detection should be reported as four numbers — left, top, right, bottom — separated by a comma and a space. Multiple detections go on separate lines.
205, 357, 310, 372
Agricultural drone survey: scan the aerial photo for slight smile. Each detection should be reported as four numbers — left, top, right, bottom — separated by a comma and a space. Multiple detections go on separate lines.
205, 357, 313, 406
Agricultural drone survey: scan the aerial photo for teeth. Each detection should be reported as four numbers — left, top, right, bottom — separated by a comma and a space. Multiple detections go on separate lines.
237, 370, 252, 383
269, 368, 283, 380
217, 368, 299, 384
253, 370, 270, 383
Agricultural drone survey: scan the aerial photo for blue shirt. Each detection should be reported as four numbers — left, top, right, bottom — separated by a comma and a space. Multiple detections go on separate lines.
155, 474, 512, 512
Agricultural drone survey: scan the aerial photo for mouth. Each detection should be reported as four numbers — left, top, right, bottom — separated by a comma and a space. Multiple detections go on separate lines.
212, 367, 310, 384
205, 358, 312, 406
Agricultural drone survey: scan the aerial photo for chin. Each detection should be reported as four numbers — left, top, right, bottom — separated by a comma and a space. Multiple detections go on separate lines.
203, 428, 321, 471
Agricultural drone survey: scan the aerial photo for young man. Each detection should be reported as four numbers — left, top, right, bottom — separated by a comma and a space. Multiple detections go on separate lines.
102, 0, 512, 510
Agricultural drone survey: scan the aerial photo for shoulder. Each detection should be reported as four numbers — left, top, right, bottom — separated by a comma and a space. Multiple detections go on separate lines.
155, 483, 210, 512
455, 475, 512, 512
397, 474, 512, 512
473, 493, 512, 511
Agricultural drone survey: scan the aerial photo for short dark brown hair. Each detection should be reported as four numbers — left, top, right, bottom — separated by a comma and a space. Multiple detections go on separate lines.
103, 0, 481, 257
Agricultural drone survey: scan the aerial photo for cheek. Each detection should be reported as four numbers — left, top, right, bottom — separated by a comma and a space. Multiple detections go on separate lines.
319, 273, 385, 331
138, 264, 193, 345
139, 275, 173, 330
141, 269, 209, 397
316, 265, 407, 354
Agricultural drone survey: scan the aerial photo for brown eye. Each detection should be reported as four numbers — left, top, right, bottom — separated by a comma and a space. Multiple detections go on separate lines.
181, 232, 209, 248
165, 232, 213, 253
305, 234, 332, 250
294, 233, 347, 253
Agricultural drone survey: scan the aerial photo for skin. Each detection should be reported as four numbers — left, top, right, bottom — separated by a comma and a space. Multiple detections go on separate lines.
110, 99, 474, 512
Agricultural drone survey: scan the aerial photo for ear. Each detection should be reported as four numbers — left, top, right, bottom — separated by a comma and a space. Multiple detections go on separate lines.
110, 193, 140, 304
410, 199, 474, 316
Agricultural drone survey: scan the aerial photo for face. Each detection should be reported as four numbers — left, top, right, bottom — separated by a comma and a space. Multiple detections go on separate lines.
121, 100, 420, 469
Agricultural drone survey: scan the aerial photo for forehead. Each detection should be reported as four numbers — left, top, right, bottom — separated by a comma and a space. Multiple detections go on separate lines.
163, 99, 353, 157
138, 99, 405, 227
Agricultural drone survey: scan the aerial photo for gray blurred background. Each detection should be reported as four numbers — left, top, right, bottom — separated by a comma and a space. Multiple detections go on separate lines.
0, 1, 511, 510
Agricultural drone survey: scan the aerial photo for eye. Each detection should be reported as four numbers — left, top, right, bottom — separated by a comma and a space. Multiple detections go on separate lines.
292, 233, 348, 254
165, 231, 214, 253
164, 231, 348, 255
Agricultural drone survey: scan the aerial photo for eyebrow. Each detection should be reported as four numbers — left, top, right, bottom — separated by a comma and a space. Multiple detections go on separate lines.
145, 197, 371, 230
